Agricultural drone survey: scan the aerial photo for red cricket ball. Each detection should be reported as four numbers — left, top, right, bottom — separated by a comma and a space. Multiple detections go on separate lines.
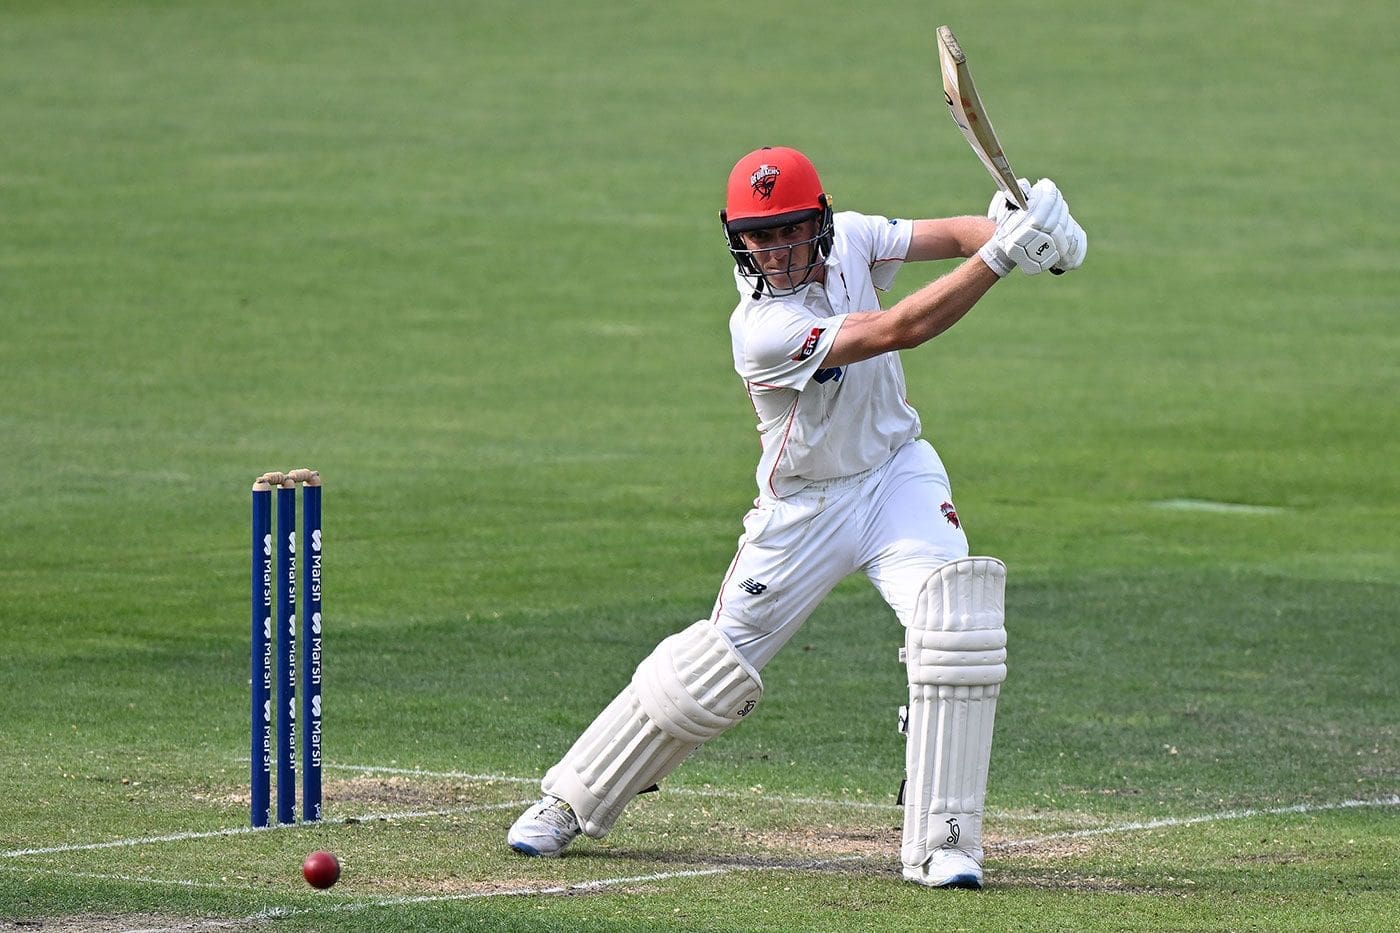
302, 850, 341, 889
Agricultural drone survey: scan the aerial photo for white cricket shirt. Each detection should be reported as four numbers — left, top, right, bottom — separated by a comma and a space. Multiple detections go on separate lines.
729, 211, 922, 499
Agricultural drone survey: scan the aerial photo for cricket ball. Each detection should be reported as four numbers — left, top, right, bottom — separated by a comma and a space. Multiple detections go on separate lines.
302, 850, 341, 889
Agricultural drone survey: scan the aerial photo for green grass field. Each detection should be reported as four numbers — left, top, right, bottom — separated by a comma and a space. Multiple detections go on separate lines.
2, 0, 1397, 929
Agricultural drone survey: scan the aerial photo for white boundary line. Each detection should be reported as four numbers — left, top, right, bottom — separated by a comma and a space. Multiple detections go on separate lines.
115, 859, 868, 932
0, 863, 283, 897
156, 794, 1400, 931
9, 755, 1397, 862
5, 786, 1396, 932
0, 864, 233, 891
0, 800, 533, 859
997, 795, 1400, 849
326, 762, 538, 784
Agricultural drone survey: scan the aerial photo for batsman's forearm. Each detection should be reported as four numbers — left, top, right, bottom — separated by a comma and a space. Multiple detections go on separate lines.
823, 252, 1001, 366
888, 255, 1001, 346
905, 216, 997, 261
952, 215, 997, 257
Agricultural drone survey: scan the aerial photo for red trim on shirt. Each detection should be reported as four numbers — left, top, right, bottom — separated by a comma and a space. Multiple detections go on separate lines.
766, 402, 799, 498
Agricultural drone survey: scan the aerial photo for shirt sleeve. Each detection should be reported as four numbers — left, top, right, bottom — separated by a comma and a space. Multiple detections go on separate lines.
737, 304, 848, 390
859, 214, 912, 291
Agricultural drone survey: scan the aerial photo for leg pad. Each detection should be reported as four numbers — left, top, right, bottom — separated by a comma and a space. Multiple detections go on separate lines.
901, 557, 1006, 878
543, 621, 762, 837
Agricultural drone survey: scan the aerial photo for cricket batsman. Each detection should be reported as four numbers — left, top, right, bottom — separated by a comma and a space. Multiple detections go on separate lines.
507, 146, 1086, 888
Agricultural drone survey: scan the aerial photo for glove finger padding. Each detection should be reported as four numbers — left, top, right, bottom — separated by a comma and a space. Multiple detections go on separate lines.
1025, 178, 1065, 229
1053, 214, 1088, 271
1038, 179, 1086, 273
1041, 196, 1068, 245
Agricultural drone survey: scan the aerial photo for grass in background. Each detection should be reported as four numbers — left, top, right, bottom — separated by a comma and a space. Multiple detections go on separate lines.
1, 0, 1396, 929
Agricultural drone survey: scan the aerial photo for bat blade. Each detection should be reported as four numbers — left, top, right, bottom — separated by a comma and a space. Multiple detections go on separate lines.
936, 25, 1027, 209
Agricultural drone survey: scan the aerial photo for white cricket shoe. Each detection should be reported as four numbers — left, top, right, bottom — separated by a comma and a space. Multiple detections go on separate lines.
903, 849, 983, 889
507, 796, 581, 857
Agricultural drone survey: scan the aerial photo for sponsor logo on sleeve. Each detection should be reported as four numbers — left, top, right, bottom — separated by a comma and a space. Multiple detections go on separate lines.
791, 326, 825, 362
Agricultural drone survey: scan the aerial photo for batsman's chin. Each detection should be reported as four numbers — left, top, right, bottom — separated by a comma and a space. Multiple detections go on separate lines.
762, 271, 814, 295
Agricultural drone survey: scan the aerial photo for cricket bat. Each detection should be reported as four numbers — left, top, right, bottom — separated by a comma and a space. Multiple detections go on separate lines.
936, 25, 1027, 209
937, 25, 1063, 271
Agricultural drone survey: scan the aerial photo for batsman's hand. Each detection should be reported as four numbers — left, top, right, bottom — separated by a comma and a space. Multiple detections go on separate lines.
979, 178, 1066, 276
981, 178, 1088, 275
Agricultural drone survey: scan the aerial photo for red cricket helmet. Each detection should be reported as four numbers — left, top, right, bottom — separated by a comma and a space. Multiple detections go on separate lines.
719, 147, 835, 297
723, 147, 828, 230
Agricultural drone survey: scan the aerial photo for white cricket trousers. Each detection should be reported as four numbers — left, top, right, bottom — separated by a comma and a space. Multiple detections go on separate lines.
710, 439, 969, 671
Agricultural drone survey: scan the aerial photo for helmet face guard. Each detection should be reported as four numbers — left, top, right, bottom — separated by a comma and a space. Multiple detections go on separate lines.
722, 203, 834, 297
719, 147, 835, 298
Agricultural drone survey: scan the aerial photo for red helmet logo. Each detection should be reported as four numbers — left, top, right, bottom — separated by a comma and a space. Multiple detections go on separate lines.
749, 164, 780, 200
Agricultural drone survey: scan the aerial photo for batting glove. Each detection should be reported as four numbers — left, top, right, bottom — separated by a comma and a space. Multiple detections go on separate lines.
979, 178, 1066, 276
